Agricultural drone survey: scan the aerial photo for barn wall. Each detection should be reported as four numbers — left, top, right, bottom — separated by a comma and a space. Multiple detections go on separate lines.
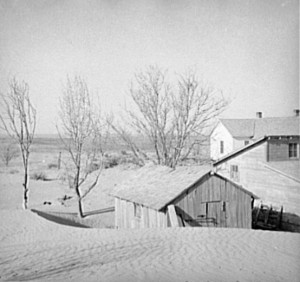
115, 198, 168, 229
172, 175, 252, 228
268, 136, 299, 162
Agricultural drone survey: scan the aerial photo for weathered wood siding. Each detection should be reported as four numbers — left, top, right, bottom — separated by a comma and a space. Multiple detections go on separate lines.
115, 174, 253, 229
215, 139, 300, 215
268, 136, 299, 162
115, 198, 168, 229
172, 174, 252, 228
216, 141, 268, 182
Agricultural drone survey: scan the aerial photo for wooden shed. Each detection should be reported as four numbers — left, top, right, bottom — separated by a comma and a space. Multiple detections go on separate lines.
110, 165, 258, 229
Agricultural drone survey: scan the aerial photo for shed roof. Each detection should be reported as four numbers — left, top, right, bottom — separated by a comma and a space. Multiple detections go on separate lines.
109, 165, 258, 211
220, 117, 299, 139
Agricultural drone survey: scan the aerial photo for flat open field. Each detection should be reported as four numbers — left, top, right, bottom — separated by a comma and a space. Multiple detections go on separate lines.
0, 137, 300, 281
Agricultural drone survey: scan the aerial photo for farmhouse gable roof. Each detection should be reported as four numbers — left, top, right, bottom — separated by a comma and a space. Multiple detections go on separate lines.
220, 116, 299, 139
220, 119, 255, 138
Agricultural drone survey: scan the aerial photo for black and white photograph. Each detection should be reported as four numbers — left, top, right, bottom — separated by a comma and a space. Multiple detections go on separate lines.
0, 0, 299, 281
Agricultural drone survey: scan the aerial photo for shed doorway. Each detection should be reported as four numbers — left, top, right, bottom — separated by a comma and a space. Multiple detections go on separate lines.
197, 201, 227, 227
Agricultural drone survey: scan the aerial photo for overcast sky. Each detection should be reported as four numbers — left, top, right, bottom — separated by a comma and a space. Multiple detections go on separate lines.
0, 0, 299, 134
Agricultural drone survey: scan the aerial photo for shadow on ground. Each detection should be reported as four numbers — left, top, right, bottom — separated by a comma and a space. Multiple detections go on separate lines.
31, 209, 90, 228
31, 207, 115, 229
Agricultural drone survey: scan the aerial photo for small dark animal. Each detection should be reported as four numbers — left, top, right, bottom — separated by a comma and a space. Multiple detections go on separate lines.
62, 195, 72, 201
43, 201, 52, 205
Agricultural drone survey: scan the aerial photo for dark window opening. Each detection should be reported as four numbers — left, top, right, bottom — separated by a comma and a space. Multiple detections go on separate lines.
220, 141, 224, 154
230, 165, 239, 182
289, 143, 298, 158
222, 201, 226, 212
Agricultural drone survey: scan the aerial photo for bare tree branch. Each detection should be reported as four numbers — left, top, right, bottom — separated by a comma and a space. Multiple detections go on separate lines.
113, 66, 229, 168
0, 77, 36, 209
57, 76, 106, 217
0, 142, 19, 167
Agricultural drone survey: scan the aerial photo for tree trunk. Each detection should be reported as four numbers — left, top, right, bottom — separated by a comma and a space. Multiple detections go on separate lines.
23, 186, 29, 209
78, 197, 84, 218
75, 184, 84, 218
74, 163, 84, 218
23, 164, 29, 209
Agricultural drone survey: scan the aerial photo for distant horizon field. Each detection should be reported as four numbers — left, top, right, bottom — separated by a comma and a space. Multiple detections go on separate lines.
0, 134, 211, 161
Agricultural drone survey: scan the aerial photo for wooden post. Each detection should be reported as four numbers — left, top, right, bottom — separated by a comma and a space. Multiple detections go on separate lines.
167, 205, 179, 227
58, 152, 61, 169
115, 198, 119, 228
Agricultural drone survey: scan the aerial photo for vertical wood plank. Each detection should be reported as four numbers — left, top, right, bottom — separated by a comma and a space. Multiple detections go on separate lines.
193, 188, 198, 219
149, 208, 156, 228
158, 211, 166, 228
120, 199, 125, 228
123, 200, 128, 228
202, 179, 209, 202
127, 201, 134, 228
220, 177, 227, 201
188, 190, 194, 219
115, 198, 119, 228
119, 199, 123, 228
167, 205, 179, 227
213, 176, 221, 201
183, 193, 188, 220
144, 206, 149, 228
226, 182, 235, 228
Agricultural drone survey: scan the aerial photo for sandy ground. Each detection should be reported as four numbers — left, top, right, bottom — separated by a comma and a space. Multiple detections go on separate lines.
1, 210, 300, 282
0, 153, 300, 281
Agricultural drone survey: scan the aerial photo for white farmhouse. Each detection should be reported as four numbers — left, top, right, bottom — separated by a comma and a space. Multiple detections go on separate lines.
210, 118, 254, 160
210, 111, 300, 161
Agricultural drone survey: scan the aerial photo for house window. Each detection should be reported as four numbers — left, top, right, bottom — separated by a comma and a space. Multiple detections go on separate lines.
220, 141, 224, 154
222, 201, 226, 212
230, 165, 239, 182
244, 140, 249, 146
289, 143, 299, 158
134, 203, 141, 218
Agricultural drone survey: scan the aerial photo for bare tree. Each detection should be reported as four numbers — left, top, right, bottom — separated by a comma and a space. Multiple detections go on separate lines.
0, 78, 36, 209
0, 142, 19, 166
106, 115, 146, 166
113, 66, 228, 168
57, 76, 104, 218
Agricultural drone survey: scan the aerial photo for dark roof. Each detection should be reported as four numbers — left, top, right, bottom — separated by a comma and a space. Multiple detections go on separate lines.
220, 117, 299, 139
109, 164, 258, 210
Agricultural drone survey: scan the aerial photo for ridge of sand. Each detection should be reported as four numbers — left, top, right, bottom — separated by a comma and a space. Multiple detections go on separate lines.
0, 210, 300, 282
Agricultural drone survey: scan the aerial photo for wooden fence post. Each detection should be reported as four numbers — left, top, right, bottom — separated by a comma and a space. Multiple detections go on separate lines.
58, 152, 61, 169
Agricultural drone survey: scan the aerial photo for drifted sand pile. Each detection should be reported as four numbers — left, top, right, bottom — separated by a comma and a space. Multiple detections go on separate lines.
1, 210, 300, 282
